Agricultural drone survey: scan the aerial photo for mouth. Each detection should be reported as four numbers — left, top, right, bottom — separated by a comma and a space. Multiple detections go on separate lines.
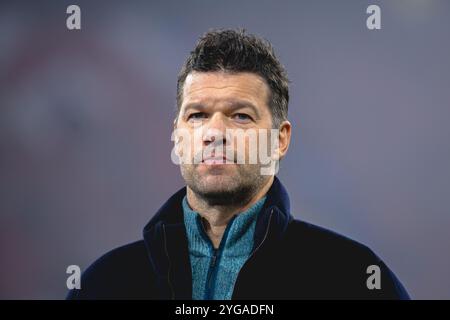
201, 156, 233, 165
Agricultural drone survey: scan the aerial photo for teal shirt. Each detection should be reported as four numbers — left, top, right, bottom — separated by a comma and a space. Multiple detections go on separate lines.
182, 195, 266, 300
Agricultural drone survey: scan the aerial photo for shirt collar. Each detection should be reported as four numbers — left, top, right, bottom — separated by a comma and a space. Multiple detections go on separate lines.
182, 195, 266, 252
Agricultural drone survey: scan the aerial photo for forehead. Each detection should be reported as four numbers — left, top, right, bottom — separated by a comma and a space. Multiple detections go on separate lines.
181, 71, 270, 108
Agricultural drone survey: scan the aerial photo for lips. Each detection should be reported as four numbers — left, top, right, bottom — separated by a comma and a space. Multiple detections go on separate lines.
202, 156, 232, 164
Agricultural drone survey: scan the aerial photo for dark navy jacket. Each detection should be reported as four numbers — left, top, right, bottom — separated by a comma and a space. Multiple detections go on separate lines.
67, 177, 410, 300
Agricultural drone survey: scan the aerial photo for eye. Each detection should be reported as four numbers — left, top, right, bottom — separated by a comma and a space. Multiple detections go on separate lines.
187, 112, 207, 121
233, 113, 253, 123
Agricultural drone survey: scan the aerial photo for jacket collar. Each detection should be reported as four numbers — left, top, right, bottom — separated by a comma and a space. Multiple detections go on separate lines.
142, 176, 293, 299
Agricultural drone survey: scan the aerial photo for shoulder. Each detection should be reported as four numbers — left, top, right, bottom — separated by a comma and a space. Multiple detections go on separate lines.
284, 219, 410, 299
88, 240, 149, 268
284, 219, 382, 275
287, 219, 374, 255
66, 240, 155, 299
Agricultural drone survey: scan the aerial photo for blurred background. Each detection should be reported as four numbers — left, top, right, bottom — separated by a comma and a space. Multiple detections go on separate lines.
1, 0, 449, 299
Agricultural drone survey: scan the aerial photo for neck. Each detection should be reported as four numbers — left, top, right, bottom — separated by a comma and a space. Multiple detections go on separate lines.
186, 176, 274, 248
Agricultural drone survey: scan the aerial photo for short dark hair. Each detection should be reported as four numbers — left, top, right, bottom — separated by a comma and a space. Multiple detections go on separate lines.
176, 29, 289, 128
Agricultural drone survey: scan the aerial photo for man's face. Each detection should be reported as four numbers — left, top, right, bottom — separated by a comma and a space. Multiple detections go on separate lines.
174, 71, 275, 205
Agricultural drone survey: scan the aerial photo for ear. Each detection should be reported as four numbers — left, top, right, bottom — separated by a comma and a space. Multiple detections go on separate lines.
275, 120, 291, 161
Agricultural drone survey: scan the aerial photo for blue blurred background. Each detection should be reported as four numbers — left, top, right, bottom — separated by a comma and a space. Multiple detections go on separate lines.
1, 0, 449, 299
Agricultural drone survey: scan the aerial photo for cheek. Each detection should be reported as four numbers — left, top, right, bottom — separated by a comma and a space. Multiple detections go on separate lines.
173, 129, 195, 163
191, 129, 206, 157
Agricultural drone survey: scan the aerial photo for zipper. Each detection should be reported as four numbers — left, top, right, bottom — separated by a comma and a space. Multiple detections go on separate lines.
162, 223, 175, 300
204, 235, 220, 299
202, 215, 236, 300
206, 251, 217, 290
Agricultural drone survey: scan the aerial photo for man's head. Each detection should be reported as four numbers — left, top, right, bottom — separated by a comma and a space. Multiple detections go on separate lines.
174, 29, 291, 206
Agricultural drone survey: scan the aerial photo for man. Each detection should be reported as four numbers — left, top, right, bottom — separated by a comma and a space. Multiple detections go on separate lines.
67, 29, 409, 300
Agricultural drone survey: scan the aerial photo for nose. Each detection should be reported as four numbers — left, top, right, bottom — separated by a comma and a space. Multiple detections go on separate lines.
202, 113, 228, 146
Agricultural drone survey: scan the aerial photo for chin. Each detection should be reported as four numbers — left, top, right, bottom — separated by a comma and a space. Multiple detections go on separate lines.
201, 171, 239, 184
201, 174, 235, 187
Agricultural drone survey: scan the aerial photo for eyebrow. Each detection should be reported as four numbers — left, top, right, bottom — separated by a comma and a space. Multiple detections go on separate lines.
183, 100, 261, 118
